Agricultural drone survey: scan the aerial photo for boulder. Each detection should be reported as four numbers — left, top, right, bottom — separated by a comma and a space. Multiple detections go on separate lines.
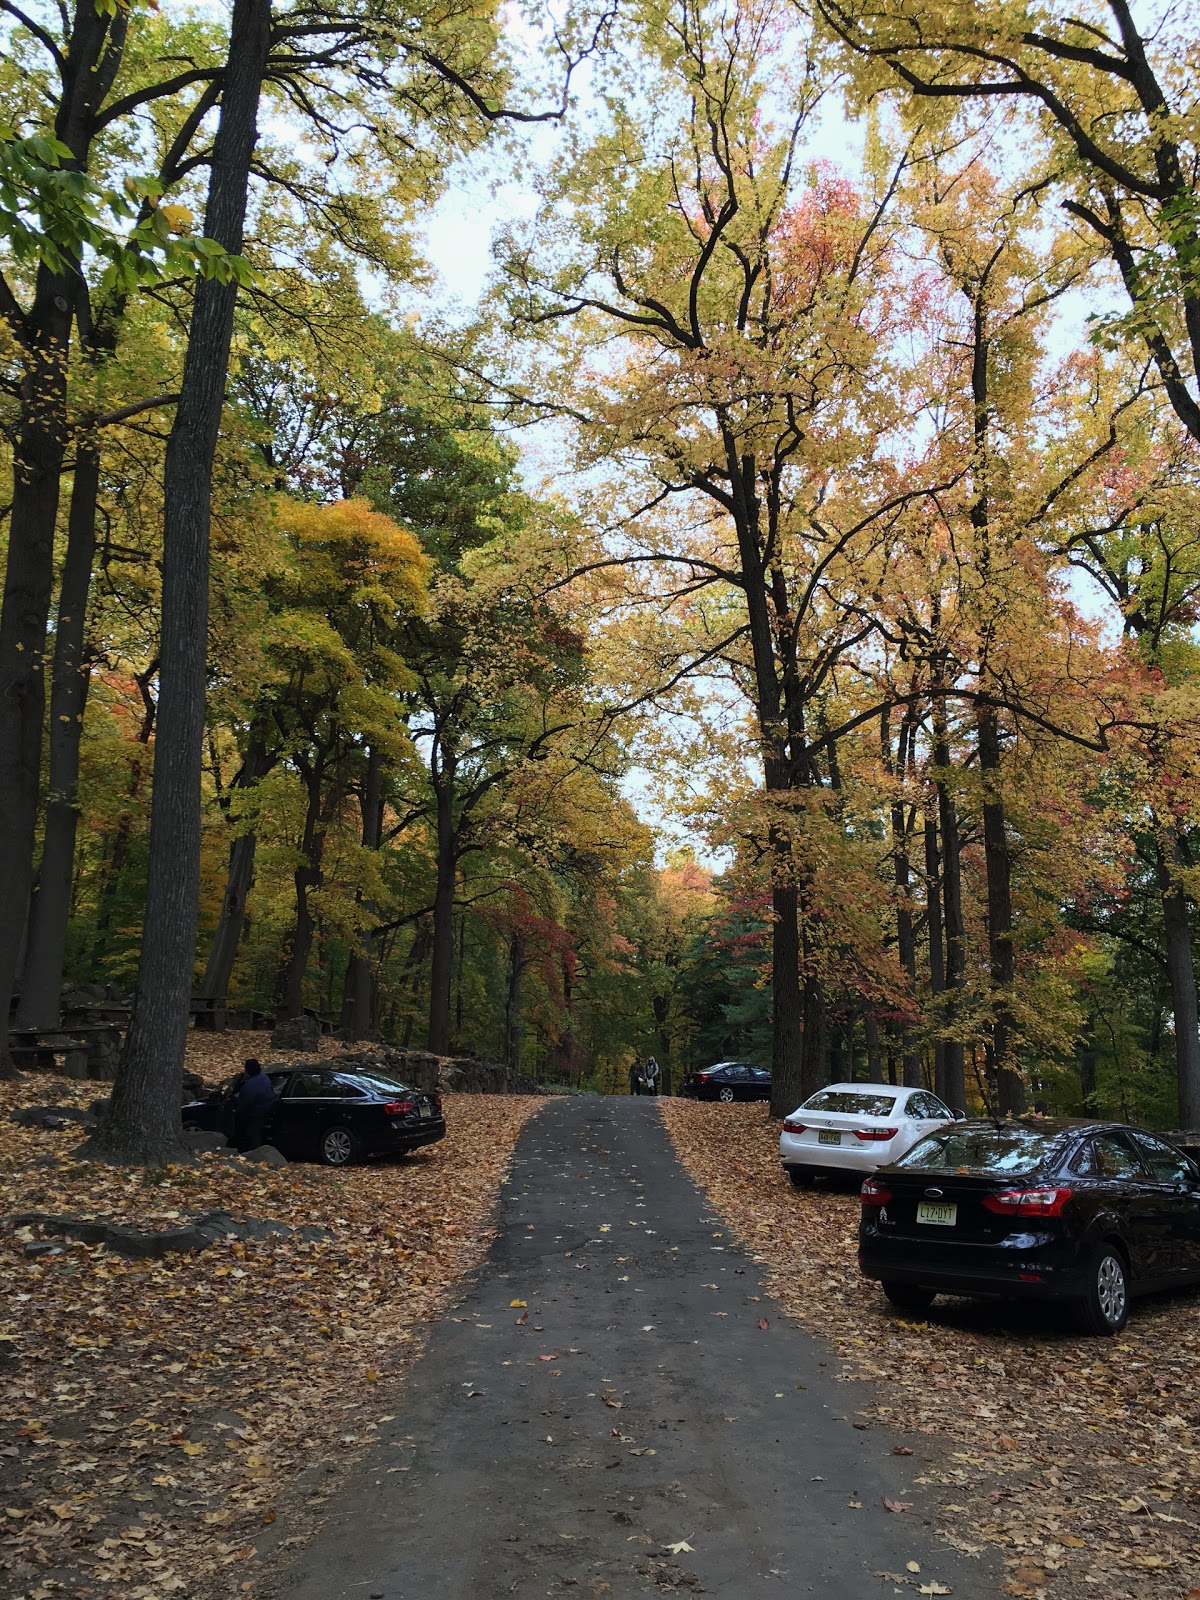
182, 1130, 230, 1153
10, 1105, 98, 1131
236, 1143, 288, 1168
270, 1014, 321, 1052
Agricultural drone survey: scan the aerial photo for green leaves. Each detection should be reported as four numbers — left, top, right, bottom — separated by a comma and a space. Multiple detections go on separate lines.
0, 128, 246, 291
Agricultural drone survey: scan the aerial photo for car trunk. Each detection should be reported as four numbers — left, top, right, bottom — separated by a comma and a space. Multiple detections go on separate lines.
873, 1171, 1040, 1245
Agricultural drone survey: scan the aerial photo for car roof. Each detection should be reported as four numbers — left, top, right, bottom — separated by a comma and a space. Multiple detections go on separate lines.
812, 1082, 904, 1096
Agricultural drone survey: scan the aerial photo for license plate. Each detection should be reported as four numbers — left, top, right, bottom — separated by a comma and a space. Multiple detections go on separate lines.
419, 1105, 434, 1119
818, 1129, 841, 1146
916, 1201, 957, 1227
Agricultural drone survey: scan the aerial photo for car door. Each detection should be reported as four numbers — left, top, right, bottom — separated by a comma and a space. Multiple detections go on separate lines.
1130, 1132, 1200, 1278
1086, 1131, 1164, 1282
270, 1069, 327, 1158
749, 1068, 772, 1101
727, 1065, 753, 1100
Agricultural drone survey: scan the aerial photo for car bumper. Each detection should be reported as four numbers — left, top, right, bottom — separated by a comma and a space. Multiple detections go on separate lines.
857, 1230, 1088, 1298
380, 1117, 446, 1154
780, 1137, 902, 1175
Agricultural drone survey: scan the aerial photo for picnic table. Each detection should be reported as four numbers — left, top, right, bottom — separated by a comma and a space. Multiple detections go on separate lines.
10, 1022, 122, 1078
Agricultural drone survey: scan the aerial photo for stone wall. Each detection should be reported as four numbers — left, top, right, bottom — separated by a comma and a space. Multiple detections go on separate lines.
294, 1046, 541, 1097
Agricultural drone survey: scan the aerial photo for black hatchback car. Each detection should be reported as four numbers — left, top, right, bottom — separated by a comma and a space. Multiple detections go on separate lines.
858, 1118, 1200, 1334
681, 1062, 772, 1102
182, 1066, 446, 1167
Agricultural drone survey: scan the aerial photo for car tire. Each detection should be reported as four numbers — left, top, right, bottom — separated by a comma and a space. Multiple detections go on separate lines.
320, 1125, 362, 1168
882, 1281, 936, 1316
787, 1168, 815, 1191
1076, 1245, 1130, 1336
718, 1087, 735, 1103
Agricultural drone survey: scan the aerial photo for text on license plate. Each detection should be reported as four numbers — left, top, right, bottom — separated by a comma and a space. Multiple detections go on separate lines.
916, 1201, 957, 1227
818, 1129, 841, 1146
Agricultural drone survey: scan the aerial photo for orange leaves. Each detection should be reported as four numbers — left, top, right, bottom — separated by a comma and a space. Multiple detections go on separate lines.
0, 1065, 542, 1597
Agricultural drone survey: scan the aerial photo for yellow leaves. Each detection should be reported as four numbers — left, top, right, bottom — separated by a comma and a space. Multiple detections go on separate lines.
509, 1298, 527, 1307
158, 203, 194, 234
178, 1442, 205, 1456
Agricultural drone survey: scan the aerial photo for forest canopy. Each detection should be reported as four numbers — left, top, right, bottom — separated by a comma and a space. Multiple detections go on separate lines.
2, 0, 1199, 1149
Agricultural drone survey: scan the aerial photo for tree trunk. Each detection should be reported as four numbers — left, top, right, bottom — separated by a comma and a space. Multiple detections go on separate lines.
801, 972, 829, 1093
16, 441, 102, 1029
279, 769, 324, 1021
924, 812, 947, 1104
1156, 836, 1200, 1128
0, 4, 128, 1075
340, 745, 383, 1039
977, 705, 1025, 1114
504, 930, 524, 1071
935, 764, 967, 1113
198, 729, 271, 1005
87, 0, 271, 1163
865, 1013, 882, 1080
769, 873, 806, 1115
428, 774, 457, 1054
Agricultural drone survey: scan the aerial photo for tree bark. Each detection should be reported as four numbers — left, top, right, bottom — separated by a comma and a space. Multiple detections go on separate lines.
934, 745, 967, 1112
924, 811, 947, 1104
504, 930, 524, 1071
87, 0, 271, 1163
883, 706, 921, 1086
198, 731, 272, 1006
340, 744, 383, 1039
16, 440, 102, 1029
1156, 836, 1200, 1128
977, 705, 1025, 1114
428, 770, 457, 1054
0, 5, 129, 1075
279, 766, 324, 1021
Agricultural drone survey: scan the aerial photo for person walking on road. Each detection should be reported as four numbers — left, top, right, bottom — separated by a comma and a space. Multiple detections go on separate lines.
233, 1058, 277, 1151
643, 1056, 660, 1096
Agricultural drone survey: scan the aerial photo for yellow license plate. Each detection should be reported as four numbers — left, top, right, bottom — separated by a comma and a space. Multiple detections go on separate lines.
916, 1201, 957, 1227
818, 1130, 841, 1145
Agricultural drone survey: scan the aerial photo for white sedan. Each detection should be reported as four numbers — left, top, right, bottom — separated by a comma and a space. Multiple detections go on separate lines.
779, 1082, 960, 1187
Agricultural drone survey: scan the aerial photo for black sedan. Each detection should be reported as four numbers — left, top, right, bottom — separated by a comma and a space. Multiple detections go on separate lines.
858, 1117, 1200, 1334
182, 1065, 446, 1167
681, 1062, 772, 1102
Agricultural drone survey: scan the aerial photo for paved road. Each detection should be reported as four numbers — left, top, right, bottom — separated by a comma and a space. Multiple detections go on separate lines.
276, 1098, 995, 1598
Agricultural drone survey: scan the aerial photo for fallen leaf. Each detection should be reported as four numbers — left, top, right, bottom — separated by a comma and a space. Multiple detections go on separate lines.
882, 1497, 911, 1513
663, 1540, 695, 1555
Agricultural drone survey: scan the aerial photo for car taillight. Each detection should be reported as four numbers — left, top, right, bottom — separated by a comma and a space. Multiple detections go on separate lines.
982, 1186, 1073, 1218
697, 1073, 711, 1081
782, 1119, 806, 1134
860, 1178, 892, 1206
431, 1096, 442, 1113
383, 1099, 417, 1116
854, 1127, 899, 1142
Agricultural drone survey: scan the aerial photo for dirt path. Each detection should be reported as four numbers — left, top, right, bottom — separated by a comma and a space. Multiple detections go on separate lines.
272, 1097, 997, 1599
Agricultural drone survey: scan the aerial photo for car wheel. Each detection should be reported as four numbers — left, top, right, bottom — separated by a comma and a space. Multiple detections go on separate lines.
182, 1122, 201, 1134
882, 1281, 936, 1316
718, 1086, 735, 1103
787, 1168, 815, 1191
1077, 1245, 1129, 1336
320, 1126, 362, 1167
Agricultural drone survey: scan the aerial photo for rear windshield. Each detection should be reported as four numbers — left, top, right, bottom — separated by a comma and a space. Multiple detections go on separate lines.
349, 1072, 415, 1095
802, 1090, 897, 1117
895, 1126, 1064, 1174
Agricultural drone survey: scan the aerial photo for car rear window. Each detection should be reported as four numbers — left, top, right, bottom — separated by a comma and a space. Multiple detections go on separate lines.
803, 1090, 897, 1117
895, 1126, 1065, 1174
351, 1072, 416, 1095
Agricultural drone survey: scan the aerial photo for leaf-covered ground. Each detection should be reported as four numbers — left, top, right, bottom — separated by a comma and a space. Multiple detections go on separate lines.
0, 1042, 543, 1600
661, 1100, 1200, 1600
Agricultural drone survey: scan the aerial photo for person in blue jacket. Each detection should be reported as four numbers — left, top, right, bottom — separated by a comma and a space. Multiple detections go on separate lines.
233, 1058, 277, 1151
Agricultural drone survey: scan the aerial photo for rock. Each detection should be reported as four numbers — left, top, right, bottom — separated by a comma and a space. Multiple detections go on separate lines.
270, 1014, 321, 1052
61, 981, 107, 1009
237, 1144, 288, 1168
182, 1130, 229, 1153
3, 1208, 331, 1258
10, 1105, 98, 1130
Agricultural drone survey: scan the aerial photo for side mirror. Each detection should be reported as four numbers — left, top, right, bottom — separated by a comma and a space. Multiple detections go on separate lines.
954, 1109, 968, 1122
